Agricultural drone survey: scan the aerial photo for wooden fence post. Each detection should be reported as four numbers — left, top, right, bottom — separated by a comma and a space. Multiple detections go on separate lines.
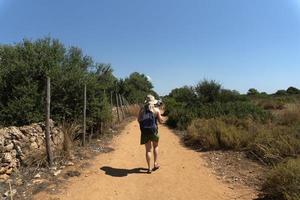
121, 95, 129, 112
115, 92, 121, 122
45, 76, 53, 167
83, 84, 86, 146
119, 94, 125, 118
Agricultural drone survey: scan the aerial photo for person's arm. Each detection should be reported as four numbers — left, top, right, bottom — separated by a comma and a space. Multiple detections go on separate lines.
155, 108, 164, 124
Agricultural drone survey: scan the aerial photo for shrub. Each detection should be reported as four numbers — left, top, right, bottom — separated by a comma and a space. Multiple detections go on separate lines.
166, 101, 272, 130
247, 88, 259, 96
195, 102, 272, 122
262, 158, 300, 200
194, 80, 221, 103
167, 107, 195, 130
257, 99, 285, 110
276, 108, 300, 126
186, 118, 219, 149
186, 118, 251, 150
248, 125, 300, 164
287, 87, 300, 95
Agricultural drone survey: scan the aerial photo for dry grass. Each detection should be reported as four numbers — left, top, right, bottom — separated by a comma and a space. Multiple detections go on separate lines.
60, 122, 81, 159
185, 118, 251, 150
186, 117, 300, 165
126, 104, 141, 118
257, 99, 285, 110
262, 158, 300, 200
277, 110, 300, 126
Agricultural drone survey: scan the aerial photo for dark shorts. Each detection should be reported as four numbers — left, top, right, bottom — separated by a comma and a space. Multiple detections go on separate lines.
140, 129, 159, 145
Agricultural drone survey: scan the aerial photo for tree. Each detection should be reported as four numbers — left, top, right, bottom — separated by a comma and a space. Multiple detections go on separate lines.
219, 89, 243, 102
275, 90, 287, 96
194, 80, 221, 103
247, 88, 259, 96
169, 86, 196, 104
120, 72, 154, 104
287, 87, 300, 95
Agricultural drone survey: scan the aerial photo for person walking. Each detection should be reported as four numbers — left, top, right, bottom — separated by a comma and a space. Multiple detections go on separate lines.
138, 94, 164, 174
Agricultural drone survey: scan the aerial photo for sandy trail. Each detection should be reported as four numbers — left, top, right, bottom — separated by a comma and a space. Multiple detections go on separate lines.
34, 121, 256, 200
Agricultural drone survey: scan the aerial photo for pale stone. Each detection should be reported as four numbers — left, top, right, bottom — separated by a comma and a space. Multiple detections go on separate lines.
4, 143, 14, 151
30, 142, 38, 150
3, 153, 13, 163
4, 189, 17, 197
32, 179, 45, 184
66, 161, 75, 166
0, 166, 9, 174
34, 173, 41, 179
5, 168, 13, 175
53, 170, 62, 176
29, 136, 36, 143
0, 174, 9, 181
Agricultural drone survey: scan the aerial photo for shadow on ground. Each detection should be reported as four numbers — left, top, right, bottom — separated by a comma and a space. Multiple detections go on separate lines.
100, 166, 149, 177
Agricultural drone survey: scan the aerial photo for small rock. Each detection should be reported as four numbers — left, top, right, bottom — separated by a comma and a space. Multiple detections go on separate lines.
0, 174, 10, 181
53, 170, 62, 176
32, 179, 45, 184
5, 168, 13, 175
4, 189, 17, 197
49, 166, 57, 171
15, 178, 23, 186
66, 161, 74, 166
66, 171, 81, 177
4, 143, 14, 151
30, 142, 38, 150
3, 152, 13, 163
34, 173, 41, 179
29, 136, 36, 143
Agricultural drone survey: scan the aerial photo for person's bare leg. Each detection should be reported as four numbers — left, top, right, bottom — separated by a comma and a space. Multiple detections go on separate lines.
153, 141, 159, 169
145, 141, 152, 172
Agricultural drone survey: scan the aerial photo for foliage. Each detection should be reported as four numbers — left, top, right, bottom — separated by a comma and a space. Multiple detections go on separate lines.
262, 158, 300, 200
118, 72, 156, 104
0, 38, 148, 131
194, 80, 221, 103
166, 101, 271, 130
247, 88, 260, 96
287, 87, 300, 95
168, 86, 197, 104
185, 118, 249, 150
275, 89, 287, 96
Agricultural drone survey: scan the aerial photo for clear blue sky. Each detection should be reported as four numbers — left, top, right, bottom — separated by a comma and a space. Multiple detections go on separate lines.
1, 0, 300, 95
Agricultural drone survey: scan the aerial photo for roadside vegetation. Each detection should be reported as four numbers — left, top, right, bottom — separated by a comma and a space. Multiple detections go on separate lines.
0, 37, 157, 174
0, 37, 156, 129
164, 80, 300, 200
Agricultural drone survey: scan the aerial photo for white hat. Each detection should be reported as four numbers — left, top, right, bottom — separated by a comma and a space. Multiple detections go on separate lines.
144, 94, 158, 105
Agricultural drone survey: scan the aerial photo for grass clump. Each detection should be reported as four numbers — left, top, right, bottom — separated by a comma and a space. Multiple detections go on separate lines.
249, 125, 300, 165
186, 118, 250, 150
262, 158, 300, 200
186, 117, 300, 165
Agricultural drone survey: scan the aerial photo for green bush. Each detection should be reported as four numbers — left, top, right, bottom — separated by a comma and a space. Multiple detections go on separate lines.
0, 38, 154, 132
166, 101, 272, 130
196, 102, 272, 122
262, 158, 300, 200
166, 107, 195, 130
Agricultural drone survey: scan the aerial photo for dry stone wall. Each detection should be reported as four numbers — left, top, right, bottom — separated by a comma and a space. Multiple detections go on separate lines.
0, 120, 64, 181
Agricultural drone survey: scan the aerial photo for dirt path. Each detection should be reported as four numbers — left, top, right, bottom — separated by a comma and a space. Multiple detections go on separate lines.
34, 121, 257, 200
